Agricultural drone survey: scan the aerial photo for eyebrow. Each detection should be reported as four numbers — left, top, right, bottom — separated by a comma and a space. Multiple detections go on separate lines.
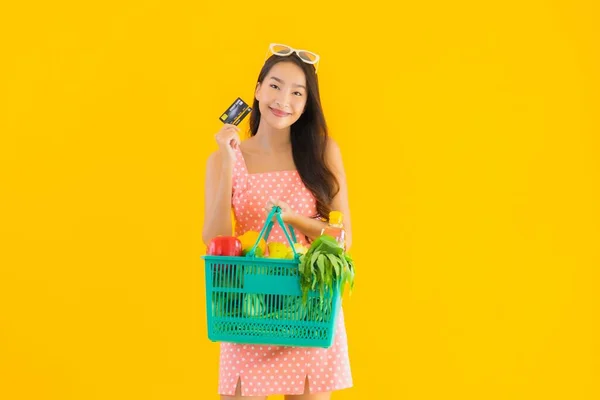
269, 76, 306, 90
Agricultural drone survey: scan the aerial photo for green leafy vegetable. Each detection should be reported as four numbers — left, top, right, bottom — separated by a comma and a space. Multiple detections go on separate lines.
298, 235, 356, 308
242, 294, 265, 317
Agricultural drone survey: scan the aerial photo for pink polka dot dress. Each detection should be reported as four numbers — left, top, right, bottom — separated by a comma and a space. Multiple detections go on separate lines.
217, 146, 353, 396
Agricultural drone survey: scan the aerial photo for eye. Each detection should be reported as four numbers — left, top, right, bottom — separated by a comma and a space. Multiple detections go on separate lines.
293, 91, 303, 97
270, 84, 280, 90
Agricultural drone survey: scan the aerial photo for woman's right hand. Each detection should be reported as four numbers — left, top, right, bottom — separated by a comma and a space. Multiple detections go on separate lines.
214, 124, 241, 164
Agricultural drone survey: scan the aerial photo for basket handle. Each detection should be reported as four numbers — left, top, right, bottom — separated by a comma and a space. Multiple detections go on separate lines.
246, 206, 299, 259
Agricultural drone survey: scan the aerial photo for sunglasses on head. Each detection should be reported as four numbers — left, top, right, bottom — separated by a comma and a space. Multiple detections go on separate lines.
265, 43, 320, 73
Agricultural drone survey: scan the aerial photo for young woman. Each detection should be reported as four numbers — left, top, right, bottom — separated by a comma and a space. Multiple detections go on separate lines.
203, 44, 353, 400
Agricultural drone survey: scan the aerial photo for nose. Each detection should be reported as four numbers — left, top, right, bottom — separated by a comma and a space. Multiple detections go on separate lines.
276, 93, 292, 109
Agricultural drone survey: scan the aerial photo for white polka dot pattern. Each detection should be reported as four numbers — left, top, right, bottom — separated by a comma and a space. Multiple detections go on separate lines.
232, 149, 318, 245
218, 309, 352, 396
216, 147, 353, 396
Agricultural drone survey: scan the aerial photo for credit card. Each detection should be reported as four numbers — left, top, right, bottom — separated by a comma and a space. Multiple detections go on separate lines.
219, 97, 252, 126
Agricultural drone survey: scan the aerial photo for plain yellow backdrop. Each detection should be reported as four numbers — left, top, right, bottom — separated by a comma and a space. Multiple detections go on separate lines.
1, 1, 599, 399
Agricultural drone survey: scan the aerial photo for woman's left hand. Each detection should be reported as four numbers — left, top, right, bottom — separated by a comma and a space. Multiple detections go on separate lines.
264, 198, 295, 223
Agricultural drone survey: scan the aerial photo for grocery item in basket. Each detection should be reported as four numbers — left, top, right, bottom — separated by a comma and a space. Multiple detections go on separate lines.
238, 230, 267, 256
242, 294, 266, 317
267, 242, 289, 258
298, 234, 355, 304
207, 236, 243, 256
285, 243, 308, 259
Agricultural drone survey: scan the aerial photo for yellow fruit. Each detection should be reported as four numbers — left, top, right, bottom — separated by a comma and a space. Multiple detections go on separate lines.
237, 231, 266, 255
267, 242, 289, 259
285, 243, 308, 259
293, 243, 308, 254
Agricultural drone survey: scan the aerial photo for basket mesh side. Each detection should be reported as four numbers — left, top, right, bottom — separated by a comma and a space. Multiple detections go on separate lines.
210, 293, 335, 322
213, 321, 330, 341
205, 257, 340, 347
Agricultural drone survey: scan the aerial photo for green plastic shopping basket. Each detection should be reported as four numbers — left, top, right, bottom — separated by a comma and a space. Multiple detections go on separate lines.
201, 206, 341, 348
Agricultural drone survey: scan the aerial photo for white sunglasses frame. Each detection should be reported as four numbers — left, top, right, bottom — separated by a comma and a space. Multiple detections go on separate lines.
265, 43, 320, 73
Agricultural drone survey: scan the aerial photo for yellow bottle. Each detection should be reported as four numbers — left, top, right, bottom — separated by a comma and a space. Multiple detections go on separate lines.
320, 210, 346, 249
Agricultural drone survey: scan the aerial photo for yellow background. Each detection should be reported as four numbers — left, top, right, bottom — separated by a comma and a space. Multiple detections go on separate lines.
1, 1, 598, 399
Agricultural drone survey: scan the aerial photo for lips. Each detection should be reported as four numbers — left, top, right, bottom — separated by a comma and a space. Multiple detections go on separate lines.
269, 107, 291, 117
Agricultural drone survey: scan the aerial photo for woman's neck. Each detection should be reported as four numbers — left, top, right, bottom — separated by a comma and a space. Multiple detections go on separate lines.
253, 118, 292, 152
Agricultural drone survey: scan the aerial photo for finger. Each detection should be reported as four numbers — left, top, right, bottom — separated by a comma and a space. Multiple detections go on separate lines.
219, 126, 237, 137
220, 131, 240, 147
215, 129, 233, 140
224, 126, 240, 136
225, 131, 239, 147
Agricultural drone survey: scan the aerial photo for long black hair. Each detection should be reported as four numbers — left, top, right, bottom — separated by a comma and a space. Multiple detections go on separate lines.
249, 53, 339, 220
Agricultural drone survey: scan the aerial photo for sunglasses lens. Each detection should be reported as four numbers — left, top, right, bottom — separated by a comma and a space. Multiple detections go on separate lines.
271, 44, 293, 56
297, 51, 318, 63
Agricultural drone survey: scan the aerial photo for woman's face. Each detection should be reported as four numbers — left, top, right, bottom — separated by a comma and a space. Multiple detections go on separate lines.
255, 61, 308, 130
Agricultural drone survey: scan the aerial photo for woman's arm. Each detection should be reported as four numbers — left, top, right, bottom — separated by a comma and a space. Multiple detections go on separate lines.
282, 212, 328, 241
276, 138, 353, 251
202, 124, 241, 245
202, 150, 234, 245
324, 138, 353, 251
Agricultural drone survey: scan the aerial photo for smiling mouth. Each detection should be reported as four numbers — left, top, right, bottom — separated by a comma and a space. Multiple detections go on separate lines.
269, 107, 291, 117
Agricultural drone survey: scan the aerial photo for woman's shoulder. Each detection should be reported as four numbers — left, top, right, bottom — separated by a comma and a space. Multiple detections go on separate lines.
205, 145, 243, 172
205, 148, 228, 170
324, 136, 343, 163
325, 136, 340, 151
